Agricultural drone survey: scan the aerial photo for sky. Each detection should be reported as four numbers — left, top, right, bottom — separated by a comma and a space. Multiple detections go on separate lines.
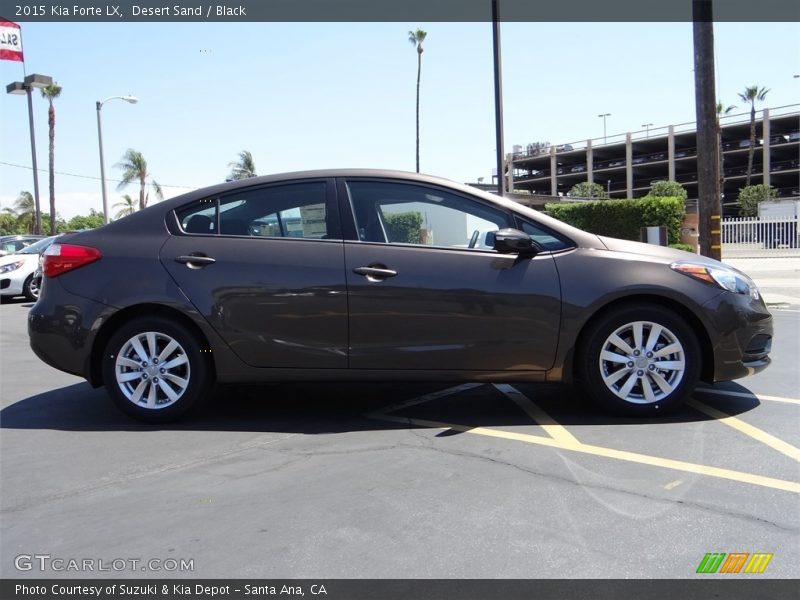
1, 20, 798, 220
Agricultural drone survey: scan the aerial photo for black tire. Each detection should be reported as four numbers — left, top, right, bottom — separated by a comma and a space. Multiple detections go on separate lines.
578, 304, 700, 417
23, 274, 39, 302
102, 317, 211, 423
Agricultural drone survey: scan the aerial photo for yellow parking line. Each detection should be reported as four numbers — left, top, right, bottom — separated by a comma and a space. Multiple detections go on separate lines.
370, 412, 800, 494
493, 383, 580, 445
686, 398, 800, 462
694, 387, 800, 405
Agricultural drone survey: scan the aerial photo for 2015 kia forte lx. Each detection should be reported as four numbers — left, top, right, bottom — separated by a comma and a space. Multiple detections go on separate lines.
28, 170, 772, 422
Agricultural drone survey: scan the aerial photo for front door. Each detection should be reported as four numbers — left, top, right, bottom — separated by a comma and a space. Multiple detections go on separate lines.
341, 179, 561, 372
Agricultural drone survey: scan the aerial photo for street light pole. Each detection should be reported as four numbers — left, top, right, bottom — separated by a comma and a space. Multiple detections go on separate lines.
598, 113, 611, 144
6, 74, 53, 235
96, 95, 138, 224
492, 0, 506, 197
642, 123, 653, 137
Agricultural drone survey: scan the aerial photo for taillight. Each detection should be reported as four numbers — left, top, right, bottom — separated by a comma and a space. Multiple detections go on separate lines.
43, 244, 101, 278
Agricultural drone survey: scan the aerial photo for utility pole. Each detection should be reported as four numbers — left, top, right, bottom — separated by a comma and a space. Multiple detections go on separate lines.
693, 0, 722, 260
492, 0, 505, 197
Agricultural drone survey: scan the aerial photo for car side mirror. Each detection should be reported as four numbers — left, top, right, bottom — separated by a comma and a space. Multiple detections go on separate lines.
491, 228, 538, 256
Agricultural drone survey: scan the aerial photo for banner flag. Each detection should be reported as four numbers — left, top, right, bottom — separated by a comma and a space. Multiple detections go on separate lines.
0, 18, 24, 62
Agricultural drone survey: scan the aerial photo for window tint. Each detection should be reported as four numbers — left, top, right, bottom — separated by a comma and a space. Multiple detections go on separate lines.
177, 182, 331, 239
518, 219, 573, 251
347, 181, 511, 249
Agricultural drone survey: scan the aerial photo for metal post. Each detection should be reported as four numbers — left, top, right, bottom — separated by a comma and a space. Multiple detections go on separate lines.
492, 0, 505, 197
96, 101, 109, 224
26, 86, 42, 235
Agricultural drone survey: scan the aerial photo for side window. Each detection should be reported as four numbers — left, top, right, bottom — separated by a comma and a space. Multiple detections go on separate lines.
346, 181, 511, 249
177, 200, 217, 234
176, 182, 333, 239
517, 219, 573, 252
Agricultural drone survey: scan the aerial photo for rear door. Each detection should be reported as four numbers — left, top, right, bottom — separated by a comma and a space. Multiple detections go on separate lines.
160, 179, 348, 369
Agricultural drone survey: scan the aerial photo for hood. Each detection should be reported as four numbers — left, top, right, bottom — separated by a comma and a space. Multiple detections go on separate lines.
597, 235, 720, 265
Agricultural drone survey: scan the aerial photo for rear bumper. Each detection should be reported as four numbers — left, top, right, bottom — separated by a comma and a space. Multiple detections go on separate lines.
28, 279, 109, 380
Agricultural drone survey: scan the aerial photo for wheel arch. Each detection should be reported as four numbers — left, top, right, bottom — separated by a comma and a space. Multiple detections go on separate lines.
89, 303, 216, 387
566, 294, 715, 385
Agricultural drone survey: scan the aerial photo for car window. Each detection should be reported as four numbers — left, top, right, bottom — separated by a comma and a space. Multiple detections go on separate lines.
517, 219, 573, 252
346, 180, 511, 249
177, 182, 332, 239
17, 236, 57, 254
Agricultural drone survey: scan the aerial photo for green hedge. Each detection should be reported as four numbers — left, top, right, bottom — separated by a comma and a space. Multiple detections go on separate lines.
545, 196, 685, 245
384, 211, 423, 244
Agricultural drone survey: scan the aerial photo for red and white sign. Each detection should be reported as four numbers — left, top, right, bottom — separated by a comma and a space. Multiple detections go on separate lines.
0, 19, 24, 62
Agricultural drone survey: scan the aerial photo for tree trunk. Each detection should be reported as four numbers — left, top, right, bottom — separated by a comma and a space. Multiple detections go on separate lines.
746, 105, 756, 186
140, 176, 146, 210
415, 47, 422, 173
48, 102, 56, 235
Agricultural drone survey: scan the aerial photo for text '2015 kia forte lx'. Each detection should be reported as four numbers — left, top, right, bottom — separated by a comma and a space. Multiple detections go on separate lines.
28, 170, 772, 422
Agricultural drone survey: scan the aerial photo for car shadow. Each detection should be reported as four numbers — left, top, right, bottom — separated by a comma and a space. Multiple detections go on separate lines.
0, 380, 762, 433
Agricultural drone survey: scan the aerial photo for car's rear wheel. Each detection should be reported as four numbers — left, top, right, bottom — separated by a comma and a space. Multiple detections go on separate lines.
578, 304, 700, 416
102, 317, 210, 422
23, 274, 39, 301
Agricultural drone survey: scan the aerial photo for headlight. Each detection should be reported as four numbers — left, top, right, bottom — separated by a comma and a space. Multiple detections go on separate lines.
0, 260, 24, 274
671, 261, 760, 300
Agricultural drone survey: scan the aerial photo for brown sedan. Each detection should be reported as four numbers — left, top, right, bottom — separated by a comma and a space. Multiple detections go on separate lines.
29, 170, 772, 422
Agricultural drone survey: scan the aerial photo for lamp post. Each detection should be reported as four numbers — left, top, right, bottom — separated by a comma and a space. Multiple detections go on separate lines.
598, 113, 611, 144
6, 74, 53, 235
492, 0, 505, 197
96, 95, 138, 224
642, 123, 654, 137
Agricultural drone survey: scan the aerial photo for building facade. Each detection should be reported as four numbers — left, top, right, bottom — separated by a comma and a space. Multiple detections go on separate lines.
507, 106, 799, 213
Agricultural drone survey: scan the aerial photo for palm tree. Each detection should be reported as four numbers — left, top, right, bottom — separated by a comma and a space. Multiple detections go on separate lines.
737, 85, 769, 186
227, 150, 257, 180
115, 149, 163, 210
408, 28, 427, 173
716, 101, 736, 191
40, 82, 62, 235
112, 194, 137, 220
12, 191, 35, 233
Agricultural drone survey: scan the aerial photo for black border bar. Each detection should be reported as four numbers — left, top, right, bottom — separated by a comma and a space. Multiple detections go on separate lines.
2, 579, 799, 600
2, 0, 799, 22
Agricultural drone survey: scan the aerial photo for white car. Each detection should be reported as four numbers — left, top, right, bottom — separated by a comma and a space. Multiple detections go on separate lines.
0, 236, 57, 301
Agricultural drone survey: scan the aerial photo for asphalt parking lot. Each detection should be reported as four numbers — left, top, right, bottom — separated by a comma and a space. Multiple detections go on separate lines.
1, 297, 798, 579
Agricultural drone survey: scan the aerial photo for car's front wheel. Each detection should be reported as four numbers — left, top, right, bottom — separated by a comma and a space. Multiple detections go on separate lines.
102, 317, 211, 422
578, 304, 700, 416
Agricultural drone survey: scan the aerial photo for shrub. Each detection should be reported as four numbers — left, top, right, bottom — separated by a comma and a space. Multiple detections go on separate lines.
568, 182, 607, 199
669, 243, 695, 253
545, 197, 685, 245
737, 184, 777, 217
647, 180, 687, 201
383, 211, 423, 244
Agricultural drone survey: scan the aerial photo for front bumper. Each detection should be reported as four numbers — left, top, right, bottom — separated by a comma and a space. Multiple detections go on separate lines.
703, 291, 773, 382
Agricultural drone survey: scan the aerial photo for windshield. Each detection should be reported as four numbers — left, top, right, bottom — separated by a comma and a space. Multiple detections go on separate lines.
17, 236, 57, 255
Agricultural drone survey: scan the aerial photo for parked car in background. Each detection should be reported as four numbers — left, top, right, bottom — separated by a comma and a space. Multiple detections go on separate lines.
29, 170, 773, 423
0, 236, 58, 301
0, 235, 45, 257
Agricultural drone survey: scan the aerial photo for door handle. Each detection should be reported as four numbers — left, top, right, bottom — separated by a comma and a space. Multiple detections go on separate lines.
353, 266, 397, 281
175, 254, 216, 268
